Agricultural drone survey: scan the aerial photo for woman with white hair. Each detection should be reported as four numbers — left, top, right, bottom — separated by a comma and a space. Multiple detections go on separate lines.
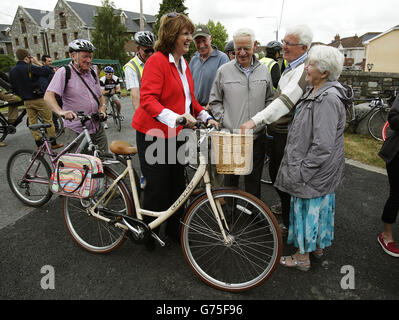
277, 45, 354, 271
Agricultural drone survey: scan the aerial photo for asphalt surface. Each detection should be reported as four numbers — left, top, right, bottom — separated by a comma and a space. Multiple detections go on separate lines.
0, 97, 398, 305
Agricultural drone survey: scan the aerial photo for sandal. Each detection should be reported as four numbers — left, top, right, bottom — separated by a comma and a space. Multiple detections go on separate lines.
312, 248, 324, 259
280, 255, 311, 271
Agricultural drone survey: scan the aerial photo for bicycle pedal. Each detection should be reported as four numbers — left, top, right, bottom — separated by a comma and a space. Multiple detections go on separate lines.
151, 232, 166, 247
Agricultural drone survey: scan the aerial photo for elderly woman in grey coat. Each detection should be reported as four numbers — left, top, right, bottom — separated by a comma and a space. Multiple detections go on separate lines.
277, 45, 353, 271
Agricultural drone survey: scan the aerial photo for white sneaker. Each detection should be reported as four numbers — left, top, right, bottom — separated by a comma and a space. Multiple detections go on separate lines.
104, 123, 108, 129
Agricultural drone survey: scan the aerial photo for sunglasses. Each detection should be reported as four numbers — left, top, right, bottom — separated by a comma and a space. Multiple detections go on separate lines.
143, 48, 154, 54
167, 12, 180, 18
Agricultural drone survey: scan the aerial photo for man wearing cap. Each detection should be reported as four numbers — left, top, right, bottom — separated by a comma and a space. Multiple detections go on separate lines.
189, 24, 229, 190
189, 24, 229, 108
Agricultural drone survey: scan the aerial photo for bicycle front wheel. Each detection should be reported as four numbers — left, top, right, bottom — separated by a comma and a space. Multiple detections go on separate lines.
63, 166, 133, 254
181, 189, 281, 292
368, 107, 389, 141
7, 149, 52, 206
111, 102, 121, 131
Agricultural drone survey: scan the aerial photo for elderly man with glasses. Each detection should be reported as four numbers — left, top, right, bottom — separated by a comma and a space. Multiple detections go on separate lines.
240, 24, 313, 235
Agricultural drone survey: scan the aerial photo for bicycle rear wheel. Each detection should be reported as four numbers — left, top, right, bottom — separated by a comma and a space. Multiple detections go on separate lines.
63, 166, 133, 254
0, 116, 8, 142
181, 189, 281, 292
111, 102, 121, 132
7, 149, 52, 206
368, 107, 389, 141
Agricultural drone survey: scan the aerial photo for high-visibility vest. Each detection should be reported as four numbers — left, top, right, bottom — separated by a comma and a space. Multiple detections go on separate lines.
260, 57, 277, 73
123, 56, 144, 88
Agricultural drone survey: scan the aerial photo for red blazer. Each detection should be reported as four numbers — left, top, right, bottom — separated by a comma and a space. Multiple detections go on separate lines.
132, 51, 204, 138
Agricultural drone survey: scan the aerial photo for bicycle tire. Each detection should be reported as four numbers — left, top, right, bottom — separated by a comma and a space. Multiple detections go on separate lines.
53, 112, 65, 138
63, 166, 133, 254
7, 149, 53, 207
368, 107, 389, 141
181, 189, 281, 292
111, 102, 121, 132
0, 116, 8, 142
382, 121, 393, 142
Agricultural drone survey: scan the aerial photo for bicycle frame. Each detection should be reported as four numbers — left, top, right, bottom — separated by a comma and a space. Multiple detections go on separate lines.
20, 123, 98, 185
89, 130, 231, 244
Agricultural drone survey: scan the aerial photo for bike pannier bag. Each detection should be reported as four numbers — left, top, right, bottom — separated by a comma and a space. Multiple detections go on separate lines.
50, 153, 105, 199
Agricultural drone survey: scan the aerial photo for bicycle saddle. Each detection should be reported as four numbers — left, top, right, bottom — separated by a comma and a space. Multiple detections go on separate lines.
28, 123, 52, 131
110, 140, 138, 155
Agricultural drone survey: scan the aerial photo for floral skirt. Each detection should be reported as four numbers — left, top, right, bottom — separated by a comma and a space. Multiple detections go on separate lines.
287, 193, 335, 254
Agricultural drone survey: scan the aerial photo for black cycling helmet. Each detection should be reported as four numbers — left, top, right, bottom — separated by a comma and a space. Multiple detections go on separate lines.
224, 40, 234, 53
68, 39, 96, 53
134, 31, 157, 47
266, 41, 282, 54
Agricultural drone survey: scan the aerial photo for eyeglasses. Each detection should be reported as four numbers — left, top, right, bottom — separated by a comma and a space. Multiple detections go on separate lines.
167, 12, 180, 18
282, 39, 303, 47
143, 48, 154, 54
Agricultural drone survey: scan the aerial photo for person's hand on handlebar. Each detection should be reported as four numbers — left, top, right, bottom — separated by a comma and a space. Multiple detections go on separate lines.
207, 118, 219, 130
176, 113, 197, 129
59, 109, 77, 121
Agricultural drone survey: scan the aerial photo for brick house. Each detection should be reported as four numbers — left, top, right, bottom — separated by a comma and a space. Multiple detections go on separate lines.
9, 0, 156, 61
328, 33, 380, 71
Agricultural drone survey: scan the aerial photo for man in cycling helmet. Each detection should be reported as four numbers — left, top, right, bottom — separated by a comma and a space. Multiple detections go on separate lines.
44, 39, 109, 153
224, 40, 235, 61
124, 31, 156, 111
260, 41, 284, 90
100, 66, 121, 128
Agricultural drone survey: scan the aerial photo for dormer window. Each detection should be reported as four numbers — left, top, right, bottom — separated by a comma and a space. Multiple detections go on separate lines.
120, 12, 127, 25
60, 12, 67, 29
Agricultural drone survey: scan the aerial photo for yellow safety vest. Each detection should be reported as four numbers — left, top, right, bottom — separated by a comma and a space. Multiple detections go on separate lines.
123, 56, 144, 88
260, 57, 278, 90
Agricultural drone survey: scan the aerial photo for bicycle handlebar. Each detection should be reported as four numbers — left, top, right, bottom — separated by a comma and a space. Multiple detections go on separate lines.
75, 111, 107, 124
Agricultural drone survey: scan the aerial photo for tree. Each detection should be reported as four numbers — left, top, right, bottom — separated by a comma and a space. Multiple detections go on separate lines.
153, 0, 188, 35
91, 0, 130, 65
0, 55, 16, 73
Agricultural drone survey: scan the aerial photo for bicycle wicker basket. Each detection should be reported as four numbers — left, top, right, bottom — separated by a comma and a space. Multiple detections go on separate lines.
211, 131, 253, 175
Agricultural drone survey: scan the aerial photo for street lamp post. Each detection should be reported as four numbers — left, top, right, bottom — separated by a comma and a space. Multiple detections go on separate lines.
256, 16, 279, 41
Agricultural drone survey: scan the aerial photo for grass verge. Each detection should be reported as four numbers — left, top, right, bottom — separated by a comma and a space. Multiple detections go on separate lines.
344, 132, 385, 169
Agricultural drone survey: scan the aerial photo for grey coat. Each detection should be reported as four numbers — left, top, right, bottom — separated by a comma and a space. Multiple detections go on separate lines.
274, 81, 354, 199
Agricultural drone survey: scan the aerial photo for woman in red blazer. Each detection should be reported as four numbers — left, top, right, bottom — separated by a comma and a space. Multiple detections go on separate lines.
132, 12, 217, 245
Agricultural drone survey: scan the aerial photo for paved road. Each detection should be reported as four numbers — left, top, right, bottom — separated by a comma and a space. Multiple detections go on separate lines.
0, 97, 398, 304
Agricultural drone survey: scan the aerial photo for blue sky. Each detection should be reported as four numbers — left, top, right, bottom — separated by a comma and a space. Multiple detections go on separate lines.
1, 0, 397, 44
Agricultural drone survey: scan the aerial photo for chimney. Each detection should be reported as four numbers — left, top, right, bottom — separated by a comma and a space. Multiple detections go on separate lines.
334, 34, 340, 42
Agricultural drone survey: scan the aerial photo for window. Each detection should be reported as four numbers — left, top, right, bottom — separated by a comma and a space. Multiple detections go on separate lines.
51, 34, 56, 42
120, 12, 127, 25
63, 33, 68, 46
65, 52, 70, 58
20, 19, 27, 33
33, 36, 38, 44
24, 37, 29, 49
54, 52, 58, 60
74, 32, 78, 39
15, 38, 19, 46
60, 12, 67, 29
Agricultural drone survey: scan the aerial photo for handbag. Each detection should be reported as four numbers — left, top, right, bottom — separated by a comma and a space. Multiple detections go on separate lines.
49, 153, 105, 198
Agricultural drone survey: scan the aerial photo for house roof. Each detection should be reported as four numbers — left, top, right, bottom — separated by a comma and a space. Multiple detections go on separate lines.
66, 1, 156, 32
363, 25, 399, 44
328, 32, 381, 48
23, 8, 51, 26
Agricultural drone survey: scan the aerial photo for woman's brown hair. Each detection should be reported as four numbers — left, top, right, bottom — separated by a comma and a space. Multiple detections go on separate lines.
155, 12, 195, 55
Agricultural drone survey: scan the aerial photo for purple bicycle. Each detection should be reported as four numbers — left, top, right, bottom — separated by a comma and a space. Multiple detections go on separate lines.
6, 111, 113, 207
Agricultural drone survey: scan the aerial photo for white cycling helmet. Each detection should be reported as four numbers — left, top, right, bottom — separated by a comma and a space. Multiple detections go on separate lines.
68, 39, 96, 53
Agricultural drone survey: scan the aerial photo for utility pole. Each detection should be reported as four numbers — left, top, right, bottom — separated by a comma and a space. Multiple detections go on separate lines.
139, 0, 144, 31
